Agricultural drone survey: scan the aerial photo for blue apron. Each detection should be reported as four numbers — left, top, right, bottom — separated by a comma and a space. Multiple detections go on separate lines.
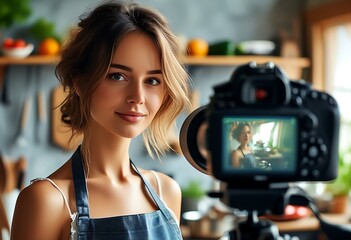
71, 146, 183, 240
240, 149, 256, 169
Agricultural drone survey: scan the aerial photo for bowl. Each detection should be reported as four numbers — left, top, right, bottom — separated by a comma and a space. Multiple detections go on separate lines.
1, 44, 34, 58
239, 40, 275, 55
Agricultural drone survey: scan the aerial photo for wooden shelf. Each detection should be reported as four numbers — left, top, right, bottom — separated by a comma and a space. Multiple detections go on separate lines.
0, 54, 310, 67
0, 55, 59, 65
0, 55, 310, 81
182, 55, 310, 68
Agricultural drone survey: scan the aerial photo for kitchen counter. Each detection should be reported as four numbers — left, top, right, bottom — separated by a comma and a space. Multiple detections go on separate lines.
182, 212, 351, 240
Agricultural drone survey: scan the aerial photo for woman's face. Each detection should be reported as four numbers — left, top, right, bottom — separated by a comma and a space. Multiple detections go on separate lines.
239, 125, 252, 144
88, 31, 166, 139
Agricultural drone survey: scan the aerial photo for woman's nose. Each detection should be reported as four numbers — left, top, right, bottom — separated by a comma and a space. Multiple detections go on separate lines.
126, 82, 145, 105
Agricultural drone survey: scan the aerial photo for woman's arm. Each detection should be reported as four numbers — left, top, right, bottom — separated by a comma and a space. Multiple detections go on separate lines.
232, 150, 241, 168
11, 181, 70, 240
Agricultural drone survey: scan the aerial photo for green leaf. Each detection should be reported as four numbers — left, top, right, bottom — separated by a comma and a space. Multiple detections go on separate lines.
28, 18, 60, 42
0, 0, 31, 29
325, 148, 351, 196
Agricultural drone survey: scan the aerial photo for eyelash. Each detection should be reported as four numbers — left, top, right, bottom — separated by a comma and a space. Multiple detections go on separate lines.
107, 73, 161, 86
146, 77, 161, 86
107, 73, 125, 81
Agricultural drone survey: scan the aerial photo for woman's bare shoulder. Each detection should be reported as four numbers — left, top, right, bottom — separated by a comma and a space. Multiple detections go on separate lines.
18, 158, 71, 207
140, 169, 181, 197
141, 169, 182, 221
18, 179, 62, 206
11, 178, 71, 239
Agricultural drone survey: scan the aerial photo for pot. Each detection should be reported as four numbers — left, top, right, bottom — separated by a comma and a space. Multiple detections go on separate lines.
182, 208, 235, 238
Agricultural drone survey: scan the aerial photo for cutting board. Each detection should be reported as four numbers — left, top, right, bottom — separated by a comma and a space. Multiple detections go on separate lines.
51, 85, 83, 151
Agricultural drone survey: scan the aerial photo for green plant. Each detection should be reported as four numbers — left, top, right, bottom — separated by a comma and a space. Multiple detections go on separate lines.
28, 18, 61, 42
0, 0, 31, 29
181, 180, 206, 200
325, 148, 351, 196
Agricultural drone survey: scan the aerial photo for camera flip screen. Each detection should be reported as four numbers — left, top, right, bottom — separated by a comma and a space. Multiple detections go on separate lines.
220, 116, 298, 176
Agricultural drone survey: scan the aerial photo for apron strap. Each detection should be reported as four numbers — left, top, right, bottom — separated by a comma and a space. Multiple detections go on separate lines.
71, 146, 173, 224
71, 146, 90, 232
130, 160, 174, 221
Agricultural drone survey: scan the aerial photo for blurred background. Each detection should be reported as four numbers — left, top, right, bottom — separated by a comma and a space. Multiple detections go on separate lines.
1, 0, 351, 239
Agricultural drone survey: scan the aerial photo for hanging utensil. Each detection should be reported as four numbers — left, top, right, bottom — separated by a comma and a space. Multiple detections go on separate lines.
12, 66, 34, 149
13, 97, 32, 148
51, 85, 83, 151
35, 66, 47, 144
0, 66, 10, 104
37, 91, 46, 143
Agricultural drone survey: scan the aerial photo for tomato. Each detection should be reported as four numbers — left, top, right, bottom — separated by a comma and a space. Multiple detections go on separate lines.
2, 38, 27, 48
13, 39, 27, 48
2, 38, 15, 48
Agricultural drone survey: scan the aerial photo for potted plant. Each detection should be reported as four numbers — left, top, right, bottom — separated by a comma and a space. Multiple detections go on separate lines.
324, 147, 351, 213
181, 180, 206, 213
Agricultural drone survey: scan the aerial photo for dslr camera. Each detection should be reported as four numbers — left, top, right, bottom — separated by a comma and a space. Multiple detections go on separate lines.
180, 62, 340, 212
180, 62, 350, 240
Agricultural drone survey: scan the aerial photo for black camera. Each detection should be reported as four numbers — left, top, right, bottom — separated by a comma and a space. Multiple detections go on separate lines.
180, 62, 340, 188
180, 63, 351, 239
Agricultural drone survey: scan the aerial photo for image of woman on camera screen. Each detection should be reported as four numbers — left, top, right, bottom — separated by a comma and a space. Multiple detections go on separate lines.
231, 122, 257, 169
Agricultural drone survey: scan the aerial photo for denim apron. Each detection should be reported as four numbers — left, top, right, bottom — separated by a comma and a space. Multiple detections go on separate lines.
71, 147, 183, 240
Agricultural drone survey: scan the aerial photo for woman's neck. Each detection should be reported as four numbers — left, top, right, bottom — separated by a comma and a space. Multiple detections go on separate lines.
239, 144, 250, 152
81, 131, 132, 179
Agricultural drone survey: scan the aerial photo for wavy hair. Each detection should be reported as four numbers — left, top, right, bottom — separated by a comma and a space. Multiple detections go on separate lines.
55, 0, 191, 158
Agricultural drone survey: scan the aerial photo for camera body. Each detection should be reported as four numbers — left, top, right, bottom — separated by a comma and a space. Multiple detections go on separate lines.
181, 62, 340, 188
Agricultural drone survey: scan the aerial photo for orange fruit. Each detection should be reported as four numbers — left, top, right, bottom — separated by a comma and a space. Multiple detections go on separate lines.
186, 38, 209, 56
38, 38, 60, 55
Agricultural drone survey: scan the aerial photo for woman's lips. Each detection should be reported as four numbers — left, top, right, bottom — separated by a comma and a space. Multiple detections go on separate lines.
116, 112, 145, 123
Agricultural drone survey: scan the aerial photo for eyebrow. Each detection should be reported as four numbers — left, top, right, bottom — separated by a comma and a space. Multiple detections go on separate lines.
110, 63, 162, 75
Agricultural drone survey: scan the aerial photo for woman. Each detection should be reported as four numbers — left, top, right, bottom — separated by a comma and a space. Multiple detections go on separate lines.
231, 123, 256, 169
11, 1, 191, 239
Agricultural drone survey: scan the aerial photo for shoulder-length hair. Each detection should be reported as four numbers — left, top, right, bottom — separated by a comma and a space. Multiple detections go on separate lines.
55, 0, 191, 158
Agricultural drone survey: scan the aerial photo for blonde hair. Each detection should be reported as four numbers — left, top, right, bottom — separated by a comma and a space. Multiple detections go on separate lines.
55, 0, 191, 158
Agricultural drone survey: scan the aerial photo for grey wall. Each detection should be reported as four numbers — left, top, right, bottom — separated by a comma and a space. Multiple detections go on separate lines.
1, 0, 323, 191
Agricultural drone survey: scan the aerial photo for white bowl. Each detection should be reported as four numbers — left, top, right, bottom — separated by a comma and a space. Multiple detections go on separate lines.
1, 44, 34, 58
239, 40, 275, 55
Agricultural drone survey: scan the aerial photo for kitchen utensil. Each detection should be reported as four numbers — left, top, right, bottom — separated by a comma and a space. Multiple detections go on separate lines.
0, 66, 9, 104
14, 98, 31, 148
36, 90, 46, 143
51, 85, 83, 151
0, 198, 10, 240
34, 66, 47, 144
182, 207, 235, 238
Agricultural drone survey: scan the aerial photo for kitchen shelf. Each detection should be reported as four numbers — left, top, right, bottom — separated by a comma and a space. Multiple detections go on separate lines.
0, 54, 310, 81
0, 55, 59, 65
182, 55, 310, 68
0, 54, 310, 67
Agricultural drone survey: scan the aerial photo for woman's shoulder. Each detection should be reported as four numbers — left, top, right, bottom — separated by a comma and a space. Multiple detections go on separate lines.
16, 160, 73, 216
139, 169, 182, 221
140, 169, 181, 195
18, 177, 69, 211
11, 178, 71, 239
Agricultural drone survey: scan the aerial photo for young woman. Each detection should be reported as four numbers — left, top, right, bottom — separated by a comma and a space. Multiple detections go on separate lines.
10, 1, 190, 239
231, 123, 256, 169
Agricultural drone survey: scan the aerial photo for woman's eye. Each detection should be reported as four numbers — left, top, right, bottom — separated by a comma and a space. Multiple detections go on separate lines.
107, 73, 126, 81
146, 77, 161, 86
